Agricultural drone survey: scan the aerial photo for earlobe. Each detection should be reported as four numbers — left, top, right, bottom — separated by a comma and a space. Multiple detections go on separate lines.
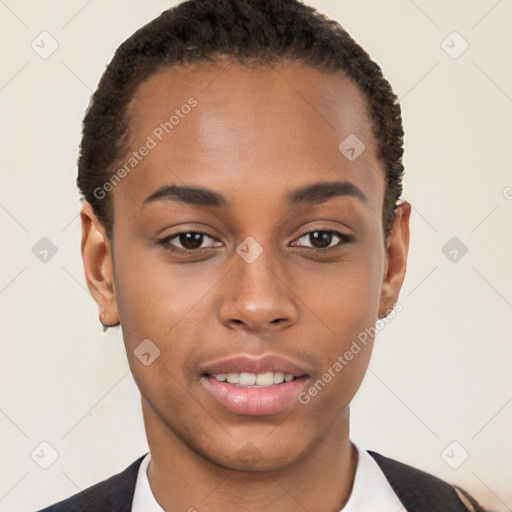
80, 203, 120, 327
378, 200, 411, 318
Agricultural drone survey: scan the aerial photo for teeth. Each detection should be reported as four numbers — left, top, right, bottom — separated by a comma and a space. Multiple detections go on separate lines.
226, 373, 240, 384
213, 371, 296, 386
273, 372, 285, 384
239, 372, 256, 385
256, 371, 273, 386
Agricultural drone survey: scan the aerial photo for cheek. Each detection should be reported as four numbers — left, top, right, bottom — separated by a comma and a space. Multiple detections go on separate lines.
294, 237, 384, 398
113, 255, 220, 409
112, 249, 226, 397
114, 247, 221, 337
299, 275, 377, 394
295, 245, 384, 341
294, 263, 381, 424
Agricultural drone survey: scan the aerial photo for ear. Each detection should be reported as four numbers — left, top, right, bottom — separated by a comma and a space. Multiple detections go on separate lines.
378, 200, 411, 317
80, 202, 119, 327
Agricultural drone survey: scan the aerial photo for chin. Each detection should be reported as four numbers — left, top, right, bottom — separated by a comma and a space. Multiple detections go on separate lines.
193, 429, 315, 473
208, 448, 303, 473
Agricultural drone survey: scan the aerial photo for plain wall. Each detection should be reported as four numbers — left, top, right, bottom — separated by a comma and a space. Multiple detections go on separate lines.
0, 0, 511, 510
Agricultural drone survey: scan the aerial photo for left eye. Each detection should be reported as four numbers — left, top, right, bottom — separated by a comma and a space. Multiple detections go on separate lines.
292, 230, 353, 249
163, 231, 220, 251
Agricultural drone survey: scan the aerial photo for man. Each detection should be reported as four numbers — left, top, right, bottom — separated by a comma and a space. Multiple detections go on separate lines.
37, 0, 488, 510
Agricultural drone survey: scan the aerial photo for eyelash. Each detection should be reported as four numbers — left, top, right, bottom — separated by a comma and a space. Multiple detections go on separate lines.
158, 228, 354, 254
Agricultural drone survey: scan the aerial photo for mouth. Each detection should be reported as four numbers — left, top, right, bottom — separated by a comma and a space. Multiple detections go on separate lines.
200, 355, 310, 416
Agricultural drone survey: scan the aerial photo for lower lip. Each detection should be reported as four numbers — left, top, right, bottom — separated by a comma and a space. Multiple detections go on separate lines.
201, 375, 309, 416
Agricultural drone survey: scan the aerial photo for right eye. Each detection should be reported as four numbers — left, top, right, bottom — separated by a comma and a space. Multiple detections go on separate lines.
159, 230, 222, 253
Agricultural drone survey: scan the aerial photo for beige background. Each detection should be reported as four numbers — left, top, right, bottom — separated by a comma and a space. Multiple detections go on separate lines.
0, 0, 511, 510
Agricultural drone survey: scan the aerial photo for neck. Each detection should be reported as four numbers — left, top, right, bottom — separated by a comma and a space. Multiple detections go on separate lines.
142, 400, 357, 512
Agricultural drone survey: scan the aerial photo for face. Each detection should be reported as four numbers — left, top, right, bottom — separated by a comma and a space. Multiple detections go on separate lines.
81, 60, 410, 471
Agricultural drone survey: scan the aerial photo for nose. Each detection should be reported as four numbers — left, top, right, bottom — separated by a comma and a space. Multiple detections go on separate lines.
218, 244, 299, 333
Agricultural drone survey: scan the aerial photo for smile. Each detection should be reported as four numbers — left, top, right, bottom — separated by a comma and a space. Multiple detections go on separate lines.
212, 371, 295, 386
200, 354, 311, 416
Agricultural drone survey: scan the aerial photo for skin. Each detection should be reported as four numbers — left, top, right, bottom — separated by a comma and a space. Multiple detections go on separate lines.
81, 60, 411, 511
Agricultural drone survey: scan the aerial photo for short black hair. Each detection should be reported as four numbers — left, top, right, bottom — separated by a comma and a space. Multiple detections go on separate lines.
77, 0, 404, 240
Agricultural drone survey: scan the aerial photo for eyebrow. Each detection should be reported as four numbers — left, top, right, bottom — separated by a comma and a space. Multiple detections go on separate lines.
143, 180, 367, 208
287, 180, 367, 205
143, 184, 227, 207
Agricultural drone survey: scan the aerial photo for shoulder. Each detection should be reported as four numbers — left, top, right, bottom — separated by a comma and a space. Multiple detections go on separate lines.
367, 450, 488, 512
35, 454, 146, 512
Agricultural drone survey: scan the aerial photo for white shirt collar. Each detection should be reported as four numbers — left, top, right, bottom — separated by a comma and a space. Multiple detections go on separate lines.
342, 444, 406, 512
131, 452, 164, 512
132, 443, 405, 511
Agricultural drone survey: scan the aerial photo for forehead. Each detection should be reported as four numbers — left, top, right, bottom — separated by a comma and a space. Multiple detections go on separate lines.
115, 60, 384, 213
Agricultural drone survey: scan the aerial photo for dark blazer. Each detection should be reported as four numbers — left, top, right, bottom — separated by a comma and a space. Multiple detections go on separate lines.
36, 451, 488, 512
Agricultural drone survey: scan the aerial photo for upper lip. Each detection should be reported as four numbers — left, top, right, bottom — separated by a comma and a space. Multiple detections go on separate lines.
201, 354, 310, 377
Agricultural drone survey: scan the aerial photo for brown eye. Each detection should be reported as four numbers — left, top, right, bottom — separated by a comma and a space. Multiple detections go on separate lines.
292, 230, 353, 249
177, 232, 205, 250
309, 231, 333, 248
160, 231, 220, 252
